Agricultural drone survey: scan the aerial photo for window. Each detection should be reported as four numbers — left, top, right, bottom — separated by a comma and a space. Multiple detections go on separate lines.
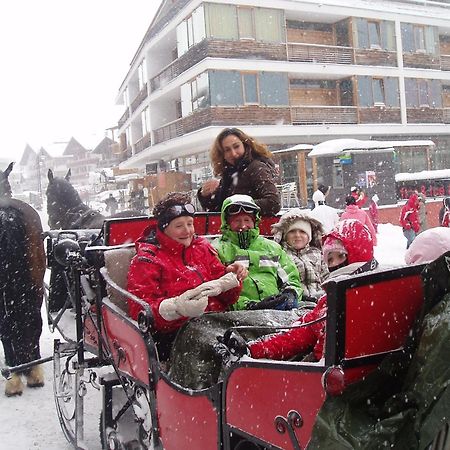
141, 107, 151, 136
414, 25, 426, 52
242, 73, 258, 104
418, 80, 429, 106
372, 78, 385, 105
238, 7, 254, 39
138, 60, 147, 91
405, 78, 442, 108
368, 21, 381, 48
332, 164, 344, 189
181, 72, 210, 116
176, 6, 205, 57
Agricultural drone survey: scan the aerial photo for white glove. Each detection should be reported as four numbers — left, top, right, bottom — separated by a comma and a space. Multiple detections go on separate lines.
193, 273, 240, 298
159, 295, 208, 321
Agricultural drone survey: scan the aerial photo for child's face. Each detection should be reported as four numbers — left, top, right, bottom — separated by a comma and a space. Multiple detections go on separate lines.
286, 229, 309, 250
327, 251, 347, 269
228, 213, 255, 232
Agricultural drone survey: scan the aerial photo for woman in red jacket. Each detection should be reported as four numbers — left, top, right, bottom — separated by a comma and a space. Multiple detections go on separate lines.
127, 192, 246, 357
248, 219, 378, 362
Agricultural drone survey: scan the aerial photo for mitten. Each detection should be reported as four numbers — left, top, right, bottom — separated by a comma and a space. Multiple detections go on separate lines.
159, 295, 208, 321
194, 273, 240, 298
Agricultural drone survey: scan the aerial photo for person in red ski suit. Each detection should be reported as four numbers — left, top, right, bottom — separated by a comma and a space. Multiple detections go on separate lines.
127, 192, 246, 357
248, 219, 378, 362
399, 193, 420, 249
441, 197, 450, 227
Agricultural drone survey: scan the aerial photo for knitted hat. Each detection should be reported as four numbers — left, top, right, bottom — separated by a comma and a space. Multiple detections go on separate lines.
286, 219, 312, 243
153, 192, 195, 230
322, 236, 348, 263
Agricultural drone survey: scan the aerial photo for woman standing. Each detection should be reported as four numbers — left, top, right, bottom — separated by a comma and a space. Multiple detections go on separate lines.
198, 128, 280, 215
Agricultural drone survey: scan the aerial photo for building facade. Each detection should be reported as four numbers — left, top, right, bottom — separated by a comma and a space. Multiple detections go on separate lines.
115, 0, 450, 205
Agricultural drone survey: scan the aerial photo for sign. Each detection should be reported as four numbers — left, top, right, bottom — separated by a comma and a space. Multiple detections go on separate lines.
339, 153, 352, 165
366, 171, 377, 188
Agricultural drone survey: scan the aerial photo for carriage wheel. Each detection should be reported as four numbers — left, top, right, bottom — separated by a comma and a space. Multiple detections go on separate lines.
53, 340, 86, 448
100, 381, 153, 450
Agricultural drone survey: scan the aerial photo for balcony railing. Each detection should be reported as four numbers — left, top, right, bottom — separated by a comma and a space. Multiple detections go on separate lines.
291, 106, 358, 124
441, 54, 450, 71
287, 43, 354, 64
444, 108, 450, 123
134, 133, 152, 154
118, 108, 130, 128
130, 83, 148, 113
154, 118, 184, 144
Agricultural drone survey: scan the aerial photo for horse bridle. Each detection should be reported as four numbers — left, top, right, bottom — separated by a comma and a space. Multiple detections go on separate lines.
64, 205, 100, 229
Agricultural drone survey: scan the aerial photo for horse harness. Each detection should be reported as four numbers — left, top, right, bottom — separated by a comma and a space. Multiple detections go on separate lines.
65, 205, 102, 229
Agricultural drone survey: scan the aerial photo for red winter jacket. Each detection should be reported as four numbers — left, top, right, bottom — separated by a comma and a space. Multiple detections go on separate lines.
249, 219, 376, 361
340, 205, 377, 245
127, 226, 241, 332
399, 194, 420, 233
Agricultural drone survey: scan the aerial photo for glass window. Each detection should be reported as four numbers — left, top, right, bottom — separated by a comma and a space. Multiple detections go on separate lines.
259, 72, 289, 105
209, 71, 243, 106
405, 78, 418, 107
192, 6, 206, 44
242, 73, 258, 104
332, 164, 344, 189
138, 60, 147, 91
254, 8, 283, 43
401, 23, 415, 52
205, 4, 237, 39
357, 76, 373, 107
238, 7, 254, 39
181, 83, 192, 116
418, 80, 428, 106
141, 108, 150, 135
368, 21, 381, 48
356, 18, 369, 49
372, 78, 385, 104
380, 21, 395, 51
187, 16, 194, 48
385, 77, 400, 107
176, 21, 189, 56
192, 72, 209, 110
414, 25, 426, 51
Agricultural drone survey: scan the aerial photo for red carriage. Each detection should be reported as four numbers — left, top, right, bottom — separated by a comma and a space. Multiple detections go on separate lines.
23, 214, 450, 449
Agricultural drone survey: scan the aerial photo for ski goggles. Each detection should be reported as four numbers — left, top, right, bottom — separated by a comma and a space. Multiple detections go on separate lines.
158, 203, 196, 229
226, 203, 259, 216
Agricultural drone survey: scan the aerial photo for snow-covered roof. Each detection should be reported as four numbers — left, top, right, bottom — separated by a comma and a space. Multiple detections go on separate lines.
395, 169, 450, 182
272, 144, 314, 154
308, 139, 435, 157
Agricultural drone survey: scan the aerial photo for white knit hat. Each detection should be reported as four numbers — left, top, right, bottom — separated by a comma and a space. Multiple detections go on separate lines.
286, 219, 312, 243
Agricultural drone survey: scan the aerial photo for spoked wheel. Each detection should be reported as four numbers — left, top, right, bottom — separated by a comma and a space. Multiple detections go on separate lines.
100, 380, 154, 450
53, 339, 87, 449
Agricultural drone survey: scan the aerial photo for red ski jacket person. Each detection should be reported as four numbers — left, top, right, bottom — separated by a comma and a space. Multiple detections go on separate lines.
127, 193, 243, 333
399, 193, 420, 233
249, 219, 377, 361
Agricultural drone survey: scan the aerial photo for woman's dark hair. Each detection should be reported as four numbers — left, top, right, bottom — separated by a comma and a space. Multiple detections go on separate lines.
318, 184, 330, 195
210, 128, 273, 177
345, 195, 356, 206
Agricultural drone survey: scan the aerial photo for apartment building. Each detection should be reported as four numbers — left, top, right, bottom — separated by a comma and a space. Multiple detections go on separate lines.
116, 0, 450, 205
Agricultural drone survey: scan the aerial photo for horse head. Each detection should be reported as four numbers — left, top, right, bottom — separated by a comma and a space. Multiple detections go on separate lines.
0, 162, 14, 198
46, 168, 85, 228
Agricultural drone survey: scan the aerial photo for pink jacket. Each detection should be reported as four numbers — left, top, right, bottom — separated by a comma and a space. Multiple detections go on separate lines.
340, 205, 377, 245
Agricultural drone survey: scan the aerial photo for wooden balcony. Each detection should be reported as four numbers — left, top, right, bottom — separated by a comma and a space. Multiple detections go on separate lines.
443, 108, 450, 123
441, 54, 450, 71
407, 108, 444, 123
287, 42, 353, 64
130, 83, 148, 113
291, 106, 357, 124
118, 108, 130, 128
134, 133, 151, 154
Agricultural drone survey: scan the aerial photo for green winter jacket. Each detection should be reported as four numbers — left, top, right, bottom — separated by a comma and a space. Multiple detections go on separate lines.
213, 196, 303, 310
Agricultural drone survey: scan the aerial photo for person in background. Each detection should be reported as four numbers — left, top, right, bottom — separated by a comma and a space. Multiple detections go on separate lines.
271, 208, 329, 302
439, 198, 446, 226
197, 128, 280, 215
340, 195, 377, 245
127, 192, 246, 358
350, 186, 367, 207
440, 197, 450, 227
312, 184, 330, 208
417, 193, 428, 232
405, 227, 450, 265
105, 193, 118, 215
246, 219, 378, 362
368, 193, 379, 233
399, 193, 420, 249
214, 194, 302, 311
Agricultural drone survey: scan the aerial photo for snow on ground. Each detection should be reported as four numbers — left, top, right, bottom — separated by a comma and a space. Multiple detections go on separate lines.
0, 209, 408, 450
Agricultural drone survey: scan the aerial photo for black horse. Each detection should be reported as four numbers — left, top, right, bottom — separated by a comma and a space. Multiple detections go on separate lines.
45, 169, 143, 311
0, 162, 46, 396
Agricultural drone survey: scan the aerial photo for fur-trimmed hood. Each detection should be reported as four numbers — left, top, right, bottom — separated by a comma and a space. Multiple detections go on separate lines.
271, 208, 324, 248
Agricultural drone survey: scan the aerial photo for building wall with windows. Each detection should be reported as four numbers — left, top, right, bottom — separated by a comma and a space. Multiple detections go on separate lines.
115, 0, 450, 205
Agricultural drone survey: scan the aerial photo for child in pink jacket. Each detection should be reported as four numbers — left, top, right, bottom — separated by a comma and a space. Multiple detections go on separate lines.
340, 195, 377, 245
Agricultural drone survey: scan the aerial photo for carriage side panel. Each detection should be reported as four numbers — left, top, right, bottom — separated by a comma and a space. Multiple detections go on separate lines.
156, 379, 220, 450
224, 364, 325, 449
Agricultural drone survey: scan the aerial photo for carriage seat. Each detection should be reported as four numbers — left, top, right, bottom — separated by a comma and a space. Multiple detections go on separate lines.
103, 246, 136, 313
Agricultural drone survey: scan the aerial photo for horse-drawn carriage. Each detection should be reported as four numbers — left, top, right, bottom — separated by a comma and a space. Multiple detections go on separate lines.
36, 213, 449, 450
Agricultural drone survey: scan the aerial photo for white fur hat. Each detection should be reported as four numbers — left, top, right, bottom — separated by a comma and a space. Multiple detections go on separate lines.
286, 219, 312, 243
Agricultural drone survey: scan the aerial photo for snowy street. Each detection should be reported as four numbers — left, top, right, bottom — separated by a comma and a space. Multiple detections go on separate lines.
0, 219, 408, 450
